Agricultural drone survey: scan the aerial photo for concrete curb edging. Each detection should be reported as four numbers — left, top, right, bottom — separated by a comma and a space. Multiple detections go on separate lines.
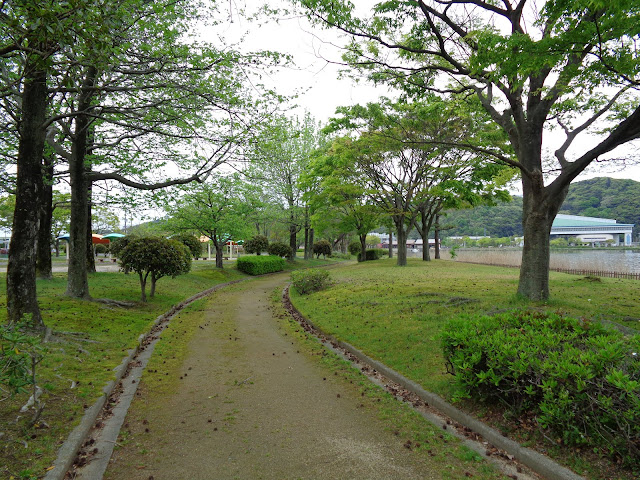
44, 279, 245, 480
283, 286, 585, 480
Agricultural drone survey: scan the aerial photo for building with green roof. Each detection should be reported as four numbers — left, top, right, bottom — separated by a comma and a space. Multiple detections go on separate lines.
551, 214, 634, 246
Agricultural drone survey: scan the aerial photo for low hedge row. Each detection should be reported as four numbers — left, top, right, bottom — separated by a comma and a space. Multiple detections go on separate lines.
442, 311, 640, 466
236, 255, 285, 275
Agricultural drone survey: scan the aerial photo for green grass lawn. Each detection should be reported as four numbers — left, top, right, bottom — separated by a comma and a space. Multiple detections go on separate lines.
0, 256, 343, 479
288, 258, 640, 479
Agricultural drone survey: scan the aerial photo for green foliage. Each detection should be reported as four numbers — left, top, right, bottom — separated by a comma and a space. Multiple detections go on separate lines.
348, 240, 361, 256
364, 248, 386, 260
94, 244, 108, 255
236, 255, 285, 275
172, 233, 203, 258
312, 240, 331, 258
290, 269, 331, 295
442, 311, 640, 466
119, 237, 192, 301
1, 315, 45, 398
109, 235, 133, 257
267, 241, 292, 258
244, 235, 269, 255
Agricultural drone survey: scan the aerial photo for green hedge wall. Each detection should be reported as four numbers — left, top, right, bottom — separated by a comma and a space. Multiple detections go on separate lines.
236, 255, 285, 275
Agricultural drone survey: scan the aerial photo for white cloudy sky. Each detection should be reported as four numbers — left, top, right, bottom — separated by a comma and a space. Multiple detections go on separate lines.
209, 2, 640, 188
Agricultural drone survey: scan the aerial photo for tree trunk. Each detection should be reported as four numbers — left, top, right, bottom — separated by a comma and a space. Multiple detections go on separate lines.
308, 228, 314, 258
288, 214, 297, 261
359, 234, 367, 262
303, 206, 310, 260
388, 226, 393, 259
6, 65, 47, 330
517, 177, 568, 300
434, 214, 441, 260
86, 194, 96, 273
66, 66, 97, 299
36, 153, 54, 280
215, 244, 224, 268
139, 272, 147, 302
394, 218, 408, 266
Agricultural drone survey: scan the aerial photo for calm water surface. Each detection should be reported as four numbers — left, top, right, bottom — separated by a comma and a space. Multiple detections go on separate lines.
442, 248, 640, 274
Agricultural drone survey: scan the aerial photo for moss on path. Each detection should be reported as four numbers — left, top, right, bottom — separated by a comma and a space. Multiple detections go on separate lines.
104, 273, 506, 479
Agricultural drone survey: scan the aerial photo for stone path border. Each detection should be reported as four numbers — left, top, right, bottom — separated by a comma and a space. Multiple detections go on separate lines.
282, 285, 585, 480
43, 279, 244, 480
43, 265, 584, 480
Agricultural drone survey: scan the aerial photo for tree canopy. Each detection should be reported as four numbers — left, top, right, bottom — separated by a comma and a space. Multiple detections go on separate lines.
292, 0, 640, 299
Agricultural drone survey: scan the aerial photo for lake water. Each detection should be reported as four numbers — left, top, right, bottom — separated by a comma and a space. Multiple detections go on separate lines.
431, 248, 640, 274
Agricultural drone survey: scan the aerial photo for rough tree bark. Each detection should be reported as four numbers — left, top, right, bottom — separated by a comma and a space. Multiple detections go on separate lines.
359, 233, 367, 262
6, 64, 47, 330
517, 172, 568, 300
434, 214, 441, 260
65, 66, 97, 299
36, 153, 54, 280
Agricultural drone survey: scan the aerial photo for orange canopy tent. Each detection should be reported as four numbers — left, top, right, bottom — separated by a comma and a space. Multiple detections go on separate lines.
92, 234, 110, 245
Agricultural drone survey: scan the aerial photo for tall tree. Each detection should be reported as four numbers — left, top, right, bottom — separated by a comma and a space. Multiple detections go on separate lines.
0, 0, 92, 329
304, 137, 381, 261
245, 114, 324, 259
166, 174, 252, 268
294, 0, 640, 299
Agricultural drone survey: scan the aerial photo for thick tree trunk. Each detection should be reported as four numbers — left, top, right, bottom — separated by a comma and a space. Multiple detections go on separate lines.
288, 215, 297, 261
394, 218, 408, 266
215, 244, 224, 268
434, 214, 441, 260
359, 234, 367, 262
303, 206, 310, 260
86, 196, 96, 273
517, 176, 568, 300
7, 65, 47, 330
36, 154, 54, 280
66, 66, 97, 298
308, 228, 314, 258
388, 227, 393, 259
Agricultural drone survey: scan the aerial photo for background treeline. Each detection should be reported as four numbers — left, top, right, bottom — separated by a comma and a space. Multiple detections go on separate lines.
441, 177, 640, 238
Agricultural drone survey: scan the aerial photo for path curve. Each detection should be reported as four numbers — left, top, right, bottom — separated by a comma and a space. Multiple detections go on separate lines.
102, 273, 481, 479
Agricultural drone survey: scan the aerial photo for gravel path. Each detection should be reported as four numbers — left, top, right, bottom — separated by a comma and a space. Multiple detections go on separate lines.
102, 274, 489, 479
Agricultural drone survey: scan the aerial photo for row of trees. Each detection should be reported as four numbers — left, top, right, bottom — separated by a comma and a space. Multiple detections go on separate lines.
1, 0, 283, 330
3, 0, 639, 335
290, 0, 640, 300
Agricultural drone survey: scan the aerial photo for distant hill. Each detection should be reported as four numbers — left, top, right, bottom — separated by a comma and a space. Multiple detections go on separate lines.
441, 177, 640, 237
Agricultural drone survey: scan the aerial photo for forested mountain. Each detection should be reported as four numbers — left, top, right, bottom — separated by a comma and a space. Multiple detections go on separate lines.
441, 177, 640, 237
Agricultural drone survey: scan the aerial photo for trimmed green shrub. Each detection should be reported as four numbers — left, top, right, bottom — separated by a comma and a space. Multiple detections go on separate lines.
348, 240, 361, 256
442, 311, 640, 466
244, 235, 269, 255
109, 235, 133, 257
365, 248, 386, 260
172, 233, 203, 258
119, 237, 192, 302
236, 255, 285, 275
267, 242, 292, 258
290, 269, 330, 295
312, 240, 331, 258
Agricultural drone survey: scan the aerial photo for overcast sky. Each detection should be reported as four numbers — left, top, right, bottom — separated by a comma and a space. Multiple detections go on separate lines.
211, 2, 640, 189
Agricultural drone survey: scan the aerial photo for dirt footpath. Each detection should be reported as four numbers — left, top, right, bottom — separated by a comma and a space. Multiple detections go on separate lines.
103, 274, 487, 479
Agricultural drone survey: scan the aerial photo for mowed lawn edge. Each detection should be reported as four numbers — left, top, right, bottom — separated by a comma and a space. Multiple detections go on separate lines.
288, 258, 640, 480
